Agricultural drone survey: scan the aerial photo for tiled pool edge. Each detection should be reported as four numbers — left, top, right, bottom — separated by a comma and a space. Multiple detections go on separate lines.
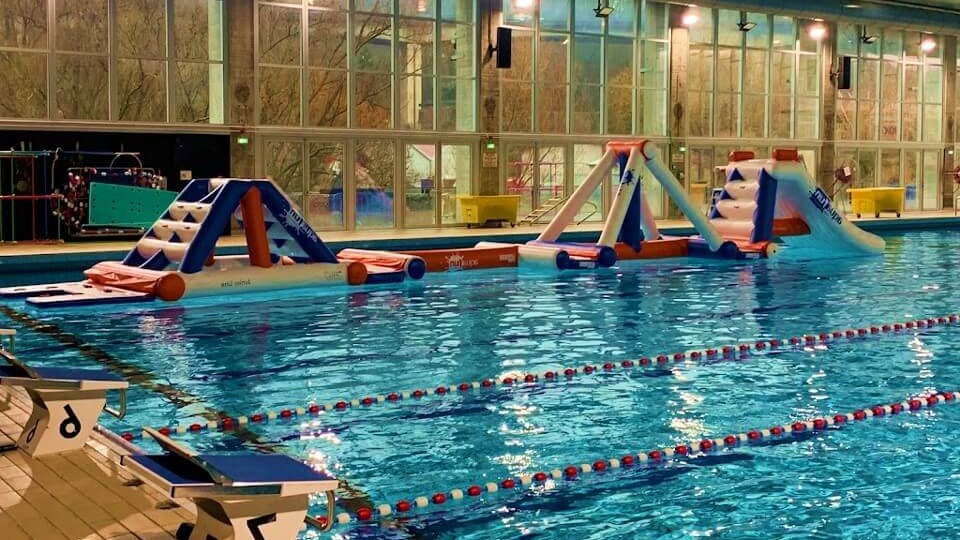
1, 215, 958, 274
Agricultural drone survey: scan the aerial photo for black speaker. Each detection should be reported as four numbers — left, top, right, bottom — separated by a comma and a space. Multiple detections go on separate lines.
496, 27, 512, 69
838, 56, 852, 90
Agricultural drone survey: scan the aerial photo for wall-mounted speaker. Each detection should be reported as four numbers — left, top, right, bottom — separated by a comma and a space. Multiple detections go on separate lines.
496, 27, 512, 69
838, 56, 852, 90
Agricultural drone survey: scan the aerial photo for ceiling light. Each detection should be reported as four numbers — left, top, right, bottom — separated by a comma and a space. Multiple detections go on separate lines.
921, 36, 937, 52
737, 13, 755, 32
860, 27, 878, 44
681, 10, 699, 27
808, 22, 827, 41
515, 0, 534, 9
594, 0, 614, 17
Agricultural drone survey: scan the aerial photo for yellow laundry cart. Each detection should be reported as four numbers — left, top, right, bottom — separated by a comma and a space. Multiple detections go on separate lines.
457, 195, 520, 228
847, 187, 905, 218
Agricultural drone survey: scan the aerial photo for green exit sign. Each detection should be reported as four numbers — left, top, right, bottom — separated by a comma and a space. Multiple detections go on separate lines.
237, 135, 249, 145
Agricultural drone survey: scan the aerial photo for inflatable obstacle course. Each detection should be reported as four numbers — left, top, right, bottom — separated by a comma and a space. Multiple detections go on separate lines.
0, 178, 427, 307
536, 142, 885, 265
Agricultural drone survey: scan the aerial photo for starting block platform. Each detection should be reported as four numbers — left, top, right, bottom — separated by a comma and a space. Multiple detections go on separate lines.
123, 428, 337, 540
0, 333, 128, 457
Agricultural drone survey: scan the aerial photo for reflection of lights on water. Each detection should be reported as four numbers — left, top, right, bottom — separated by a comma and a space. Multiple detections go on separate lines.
491, 449, 535, 471
306, 448, 335, 474
300, 420, 340, 444
670, 417, 705, 440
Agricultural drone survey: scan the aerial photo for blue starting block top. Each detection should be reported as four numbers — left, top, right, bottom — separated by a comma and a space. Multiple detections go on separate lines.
0, 365, 124, 382
0, 360, 129, 391
123, 452, 338, 498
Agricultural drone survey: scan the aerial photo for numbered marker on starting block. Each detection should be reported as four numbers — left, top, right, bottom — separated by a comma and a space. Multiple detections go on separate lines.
0, 349, 127, 457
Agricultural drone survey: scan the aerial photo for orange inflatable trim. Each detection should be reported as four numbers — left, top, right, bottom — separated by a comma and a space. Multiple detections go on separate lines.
614, 238, 689, 260
85, 261, 185, 301
773, 218, 810, 237
400, 245, 518, 272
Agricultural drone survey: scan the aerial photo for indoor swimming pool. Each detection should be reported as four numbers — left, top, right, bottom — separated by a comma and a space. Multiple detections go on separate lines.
4, 229, 960, 538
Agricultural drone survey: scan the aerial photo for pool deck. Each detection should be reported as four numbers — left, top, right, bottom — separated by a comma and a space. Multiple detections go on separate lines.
0, 210, 958, 273
0, 385, 193, 539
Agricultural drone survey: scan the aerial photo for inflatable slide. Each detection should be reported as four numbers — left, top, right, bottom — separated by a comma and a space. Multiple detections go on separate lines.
721, 150, 885, 256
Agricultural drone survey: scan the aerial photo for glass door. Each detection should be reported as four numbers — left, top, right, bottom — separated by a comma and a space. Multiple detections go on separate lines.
307, 142, 345, 229
903, 150, 920, 211
505, 143, 536, 217
573, 144, 604, 223
440, 144, 472, 225
537, 146, 566, 208
355, 139, 396, 229
404, 143, 438, 227
922, 150, 940, 210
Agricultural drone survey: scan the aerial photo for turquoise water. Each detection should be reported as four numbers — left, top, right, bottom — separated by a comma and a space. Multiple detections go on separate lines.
5, 230, 960, 538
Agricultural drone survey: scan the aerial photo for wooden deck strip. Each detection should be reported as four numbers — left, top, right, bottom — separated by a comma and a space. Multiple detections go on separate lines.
0, 386, 188, 540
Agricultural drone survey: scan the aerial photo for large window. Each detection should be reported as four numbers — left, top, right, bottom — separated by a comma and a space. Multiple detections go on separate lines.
685, 9, 820, 139
257, 0, 476, 131
837, 24, 942, 143
0, 0, 224, 123
500, 0, 667, 136
0, 1, 49, 119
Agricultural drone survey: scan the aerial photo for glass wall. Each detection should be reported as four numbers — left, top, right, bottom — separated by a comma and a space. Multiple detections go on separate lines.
685, 9, 820, 139
0, 0, 224, 123
500, 0, 668, 136
834, 24, 944, 210
836, 147, 940, 210
257, 0, 476, 130
263, 136, 475, 230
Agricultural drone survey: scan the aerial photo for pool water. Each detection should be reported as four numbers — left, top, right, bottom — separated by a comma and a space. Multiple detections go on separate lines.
6, 230, 960, 538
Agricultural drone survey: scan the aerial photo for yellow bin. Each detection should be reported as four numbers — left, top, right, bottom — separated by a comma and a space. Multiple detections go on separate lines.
457, 195, 520, 228
847, 187, 905, 218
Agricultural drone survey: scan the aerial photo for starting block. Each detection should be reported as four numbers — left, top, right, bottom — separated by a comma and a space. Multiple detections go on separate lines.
123, 428, 337, 540
0, 338, 128, 457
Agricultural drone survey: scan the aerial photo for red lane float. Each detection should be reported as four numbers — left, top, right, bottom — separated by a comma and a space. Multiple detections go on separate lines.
326, 390, 959, 527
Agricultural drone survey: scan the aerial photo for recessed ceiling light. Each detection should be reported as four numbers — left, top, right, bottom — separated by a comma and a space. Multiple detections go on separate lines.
808, 22, 827, 41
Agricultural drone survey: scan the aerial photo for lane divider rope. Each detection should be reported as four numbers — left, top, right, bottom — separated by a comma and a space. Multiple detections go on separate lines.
119, 314, 959, 442
319, 389, 959, 529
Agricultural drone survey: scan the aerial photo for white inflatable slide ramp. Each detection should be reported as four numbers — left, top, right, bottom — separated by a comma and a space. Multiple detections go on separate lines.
730, 149, 885, 257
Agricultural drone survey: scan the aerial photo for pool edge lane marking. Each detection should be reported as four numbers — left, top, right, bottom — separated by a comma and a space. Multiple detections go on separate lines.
0, 305, 379, 512
322, 390, 958, 529
133, 313, 960, 438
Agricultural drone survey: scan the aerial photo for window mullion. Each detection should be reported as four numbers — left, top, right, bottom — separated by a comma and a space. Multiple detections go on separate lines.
166, 0, 175, 123
46, 0, 55, 120
109, 0, 118, 121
